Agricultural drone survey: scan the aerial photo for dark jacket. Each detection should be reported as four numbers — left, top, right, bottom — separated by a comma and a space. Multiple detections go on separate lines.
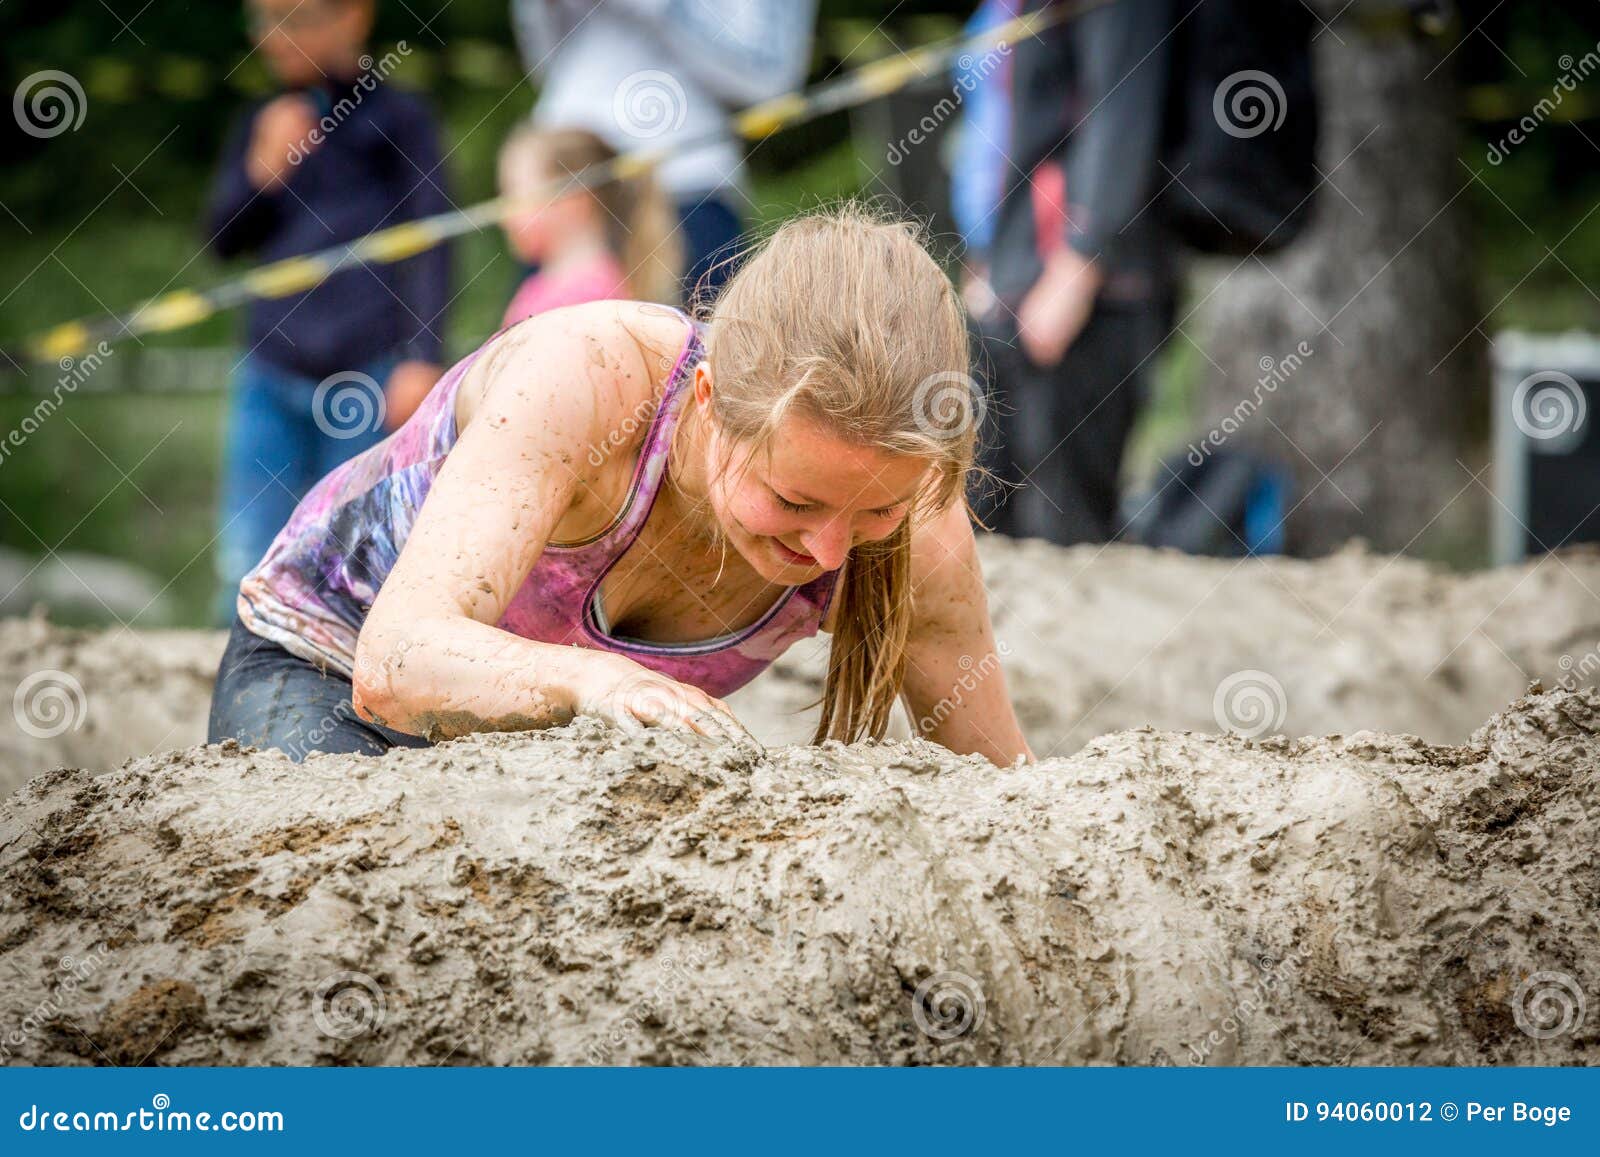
205, 76, 452, 380
987, 0, 1177, 308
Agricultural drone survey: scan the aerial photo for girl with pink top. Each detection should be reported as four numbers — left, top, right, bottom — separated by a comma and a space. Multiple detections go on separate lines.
208, 205, 1031, 767
498, 126, 682, 326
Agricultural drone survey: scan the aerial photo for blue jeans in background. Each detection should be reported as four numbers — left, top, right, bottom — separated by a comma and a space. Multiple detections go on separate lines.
213, 351, 395, 624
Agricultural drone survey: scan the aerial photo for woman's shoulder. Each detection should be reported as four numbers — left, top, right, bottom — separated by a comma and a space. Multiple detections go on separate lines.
457, 301, 696, 436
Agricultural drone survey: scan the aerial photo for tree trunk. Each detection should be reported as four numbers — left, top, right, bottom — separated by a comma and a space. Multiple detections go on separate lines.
1197, 13, 1487, 558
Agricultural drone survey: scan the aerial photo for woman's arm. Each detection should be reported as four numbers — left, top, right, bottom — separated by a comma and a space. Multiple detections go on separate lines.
351, 307, 750, 744
900, 503, 1033, 766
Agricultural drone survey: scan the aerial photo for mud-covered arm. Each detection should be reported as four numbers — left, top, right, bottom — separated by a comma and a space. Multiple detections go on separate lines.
351, 319, 604, 739
900, 503, 1033, 766
352, 307, 750, 745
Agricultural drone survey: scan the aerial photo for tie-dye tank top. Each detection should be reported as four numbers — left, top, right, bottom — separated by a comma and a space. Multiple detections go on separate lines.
237, 309, 839, 700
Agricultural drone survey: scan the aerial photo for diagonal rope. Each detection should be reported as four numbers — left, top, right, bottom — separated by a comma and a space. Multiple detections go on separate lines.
14, 1, 1101, 367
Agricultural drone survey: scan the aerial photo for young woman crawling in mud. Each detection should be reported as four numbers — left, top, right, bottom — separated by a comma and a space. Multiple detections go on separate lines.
208, 206, 1032, 767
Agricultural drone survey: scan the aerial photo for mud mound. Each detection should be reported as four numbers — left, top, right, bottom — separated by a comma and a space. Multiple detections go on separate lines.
1, 687, 1594, 1065
0, 614, 223, 793
5, 539, 1600, 796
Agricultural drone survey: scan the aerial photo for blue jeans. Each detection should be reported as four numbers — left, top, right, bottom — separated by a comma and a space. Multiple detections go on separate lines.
208, 614, 430, 759
213, 352, 395, 624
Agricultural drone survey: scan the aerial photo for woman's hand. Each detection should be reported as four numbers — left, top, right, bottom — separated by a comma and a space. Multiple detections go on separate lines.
246, 94, 317, 190
571, 653, 759, 747
1017, 246, 1103, 368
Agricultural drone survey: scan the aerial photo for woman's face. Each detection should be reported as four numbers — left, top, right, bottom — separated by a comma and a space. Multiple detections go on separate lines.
692, 365, 934, 583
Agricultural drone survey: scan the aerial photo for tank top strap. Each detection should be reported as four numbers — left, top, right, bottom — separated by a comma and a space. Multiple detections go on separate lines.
590, 310, 705, 550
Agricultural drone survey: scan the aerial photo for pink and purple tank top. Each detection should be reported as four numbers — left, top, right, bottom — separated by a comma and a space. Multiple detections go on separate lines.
238, 309, 839, 700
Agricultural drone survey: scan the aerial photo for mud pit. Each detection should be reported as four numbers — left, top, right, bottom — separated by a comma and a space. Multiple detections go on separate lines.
1, 537, 1598, 1066
0, 686, 1596, 1065
6, 537, 1600, 795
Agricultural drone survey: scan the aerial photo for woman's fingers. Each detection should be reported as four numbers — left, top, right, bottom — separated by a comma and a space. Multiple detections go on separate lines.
681, 694, 755, 745
686, 710, 731, 741
595, 665, 760, 747
615, 677, 755, 745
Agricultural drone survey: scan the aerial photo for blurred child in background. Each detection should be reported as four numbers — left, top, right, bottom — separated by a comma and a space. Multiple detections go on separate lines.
499, 126, 681, 326
511, 0, 817, 300
205, 0, 451, 622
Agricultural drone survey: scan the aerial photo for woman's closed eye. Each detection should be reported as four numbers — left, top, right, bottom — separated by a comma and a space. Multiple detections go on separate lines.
772, 488, 904, 521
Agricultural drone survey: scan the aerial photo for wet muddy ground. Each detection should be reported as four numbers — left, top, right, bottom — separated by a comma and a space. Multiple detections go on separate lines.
0, 686, 1594, 1064
1, 537, 1596, 1065
5, 537, 1600, 795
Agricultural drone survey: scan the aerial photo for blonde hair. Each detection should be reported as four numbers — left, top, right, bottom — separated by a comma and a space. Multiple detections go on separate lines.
498, 126, 682, 305
689, 203, 977, 744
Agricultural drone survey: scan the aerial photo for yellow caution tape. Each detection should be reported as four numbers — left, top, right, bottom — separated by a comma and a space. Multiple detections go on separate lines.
357, 222, 439, 264
244, 257, 331, 300
12, 2, 1094, 366
30, 322, 93, 363
734, 93, 811, 141
128, 290, 214, 335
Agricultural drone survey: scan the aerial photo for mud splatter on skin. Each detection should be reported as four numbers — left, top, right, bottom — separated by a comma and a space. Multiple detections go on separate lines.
411, 708, 566, 744
0, 689, 1595, 1065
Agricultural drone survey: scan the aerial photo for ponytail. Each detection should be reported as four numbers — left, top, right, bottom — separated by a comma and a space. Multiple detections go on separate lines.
601, 162, 682, 307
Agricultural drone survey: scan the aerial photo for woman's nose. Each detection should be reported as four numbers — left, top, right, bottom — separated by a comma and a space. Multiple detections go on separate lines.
801, 518, 851, 569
